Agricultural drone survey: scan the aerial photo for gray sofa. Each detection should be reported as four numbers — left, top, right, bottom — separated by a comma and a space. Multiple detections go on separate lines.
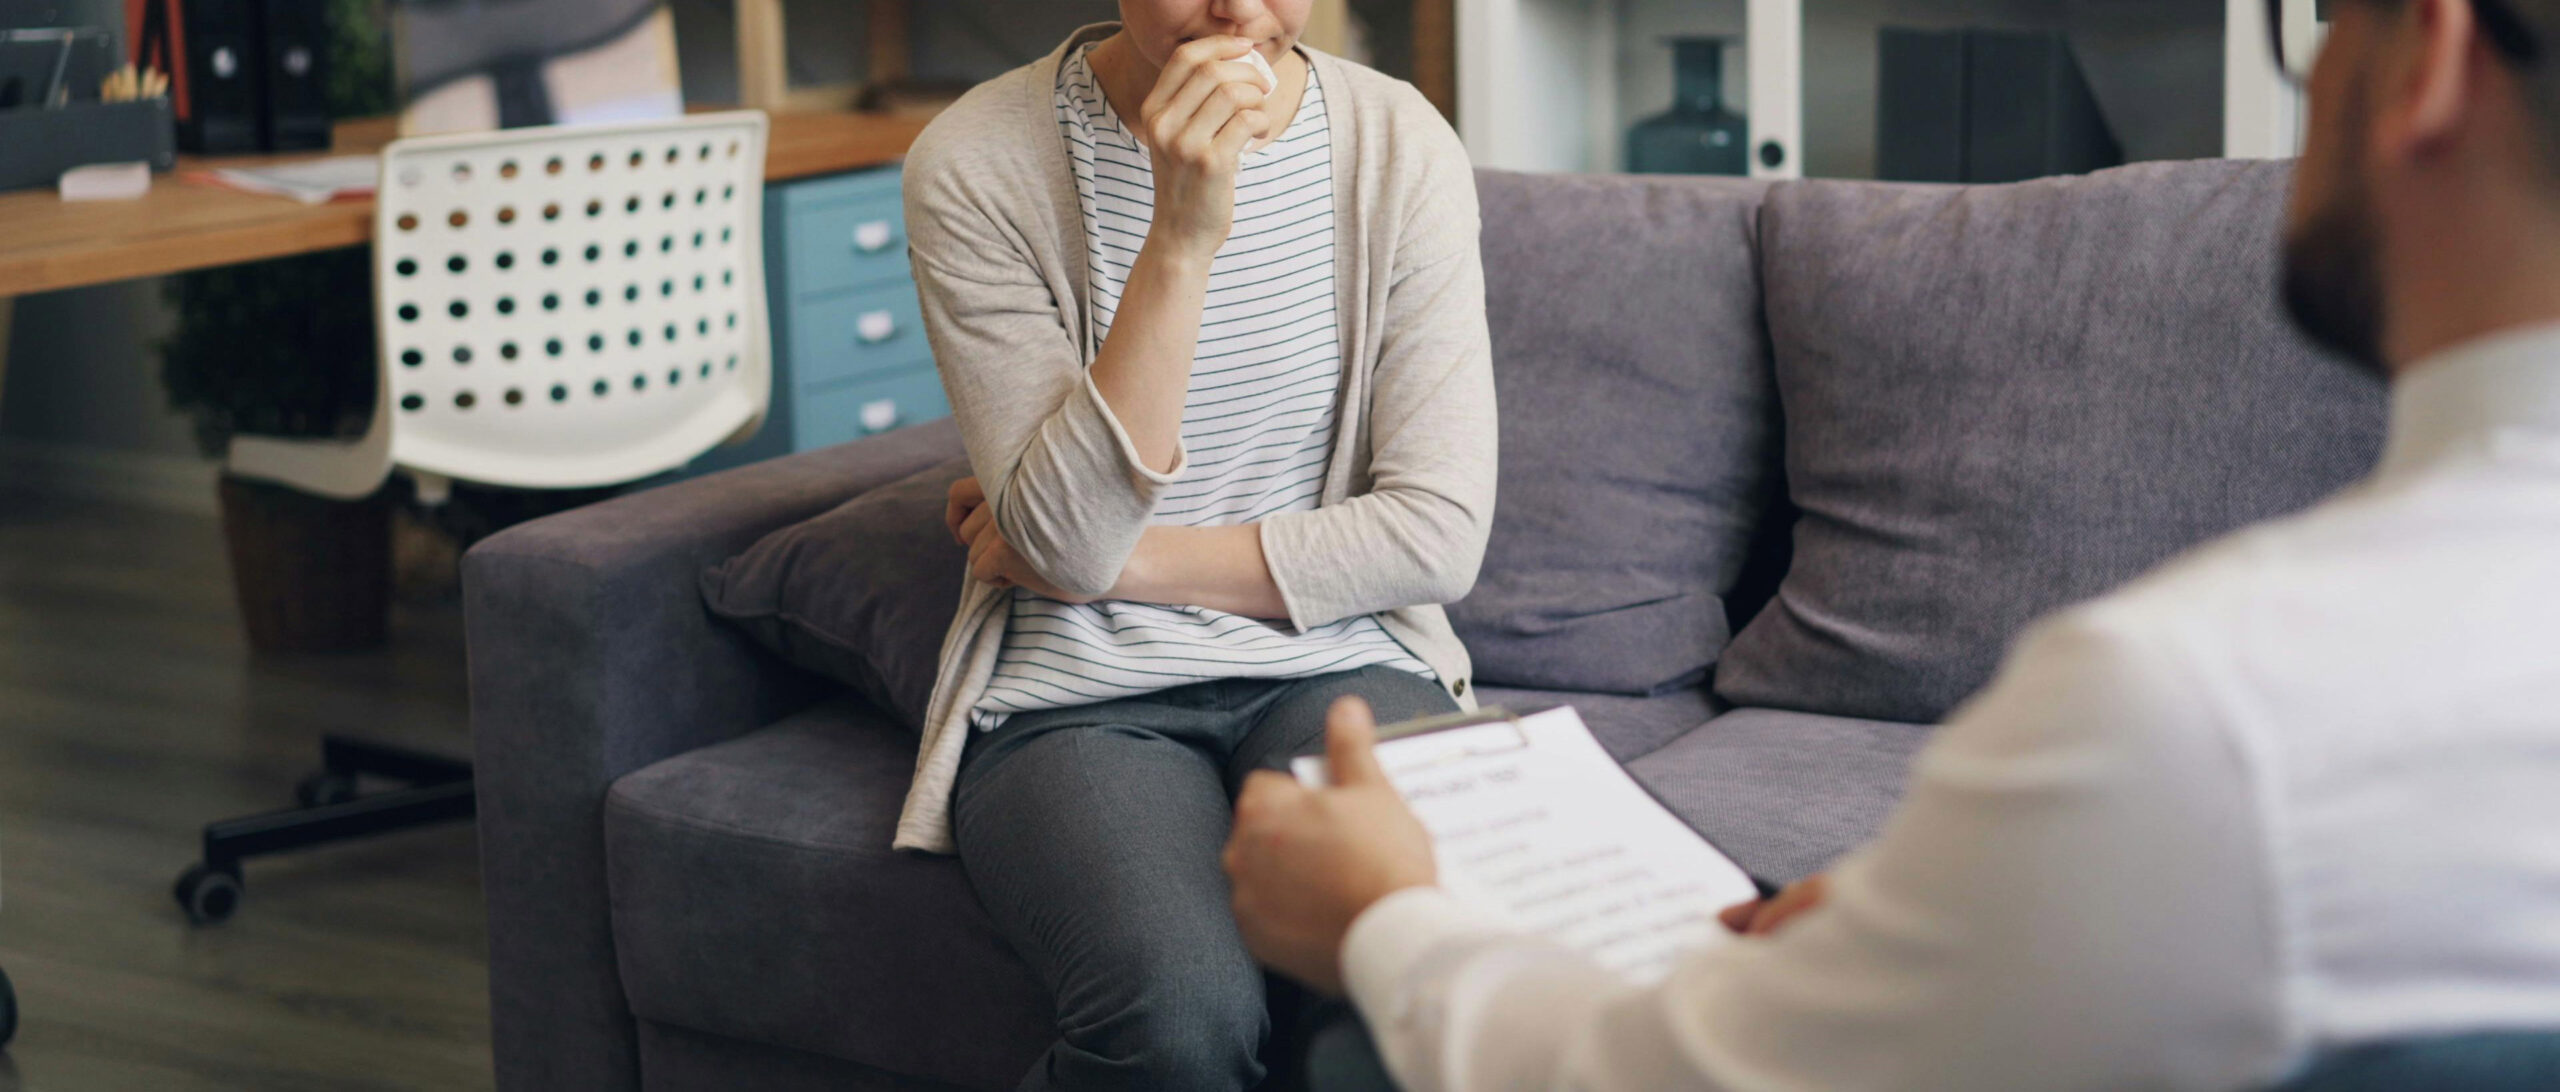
466, 160, 2386, 1091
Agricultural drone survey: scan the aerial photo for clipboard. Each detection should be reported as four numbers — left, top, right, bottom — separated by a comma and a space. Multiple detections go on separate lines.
1300, 705, 1781, 900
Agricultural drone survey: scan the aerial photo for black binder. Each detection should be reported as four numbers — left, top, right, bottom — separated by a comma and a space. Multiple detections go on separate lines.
1877, 27, 2123, 185
258, 0, 329, 151
170, 0, 264, 153
153, 0, 329, 153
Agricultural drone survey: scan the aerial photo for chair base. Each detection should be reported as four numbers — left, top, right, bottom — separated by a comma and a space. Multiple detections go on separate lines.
175, 735, 475, 926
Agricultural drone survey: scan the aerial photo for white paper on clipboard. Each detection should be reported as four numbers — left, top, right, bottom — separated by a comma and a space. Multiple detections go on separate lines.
1292, 706, 1759, 984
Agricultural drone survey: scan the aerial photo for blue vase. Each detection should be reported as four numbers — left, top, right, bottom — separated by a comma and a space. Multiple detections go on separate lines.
1627, 37, 1748, 176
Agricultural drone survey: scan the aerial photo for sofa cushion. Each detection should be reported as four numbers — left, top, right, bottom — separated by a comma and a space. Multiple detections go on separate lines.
604, 696, 1048, 1090
1474, 684, 1715, 764
635, 1019, 979, 1092
1448, 171, 1780, 696
701, 460, 970, 730
599, 687, 1705, 1092
1629, 707, 1931, 884
1716, 159, 2388, 723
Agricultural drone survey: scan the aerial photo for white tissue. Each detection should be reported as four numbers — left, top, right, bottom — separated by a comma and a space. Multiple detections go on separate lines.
1238, 48, 1276, 96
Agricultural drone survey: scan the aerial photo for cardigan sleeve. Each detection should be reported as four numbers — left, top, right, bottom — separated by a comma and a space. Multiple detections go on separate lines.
904, 118, 1187, 599
1260, 106, 1498, 630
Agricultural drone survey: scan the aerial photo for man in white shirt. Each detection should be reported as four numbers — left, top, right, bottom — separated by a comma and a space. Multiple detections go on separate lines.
1220, 0, 2560, 1088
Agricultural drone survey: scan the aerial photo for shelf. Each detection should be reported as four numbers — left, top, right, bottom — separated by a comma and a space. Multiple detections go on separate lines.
1459, 0, 2309, 177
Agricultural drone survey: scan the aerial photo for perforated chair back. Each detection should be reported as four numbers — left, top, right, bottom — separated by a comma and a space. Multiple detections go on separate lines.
228, 111, 774, 498
375, 111, 772, 489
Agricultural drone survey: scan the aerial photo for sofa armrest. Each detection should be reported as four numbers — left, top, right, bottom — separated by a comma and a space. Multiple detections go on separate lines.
464, 419, 962, 1092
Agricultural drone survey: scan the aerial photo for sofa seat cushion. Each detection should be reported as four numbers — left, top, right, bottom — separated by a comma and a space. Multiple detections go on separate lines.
1717, 159, 2388, 724
1474, 684, 1715, 763
604, 695, 1048, 1091
1448, 171, 1781, 696
1629, 707, 1931, 885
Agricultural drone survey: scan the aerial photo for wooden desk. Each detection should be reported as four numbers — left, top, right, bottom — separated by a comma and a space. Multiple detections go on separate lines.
0, 109, 931, 299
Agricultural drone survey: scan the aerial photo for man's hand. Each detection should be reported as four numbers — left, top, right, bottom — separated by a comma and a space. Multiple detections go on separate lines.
947, 475, 1097, 604
1225, 697, 1438, 995
1718, 874, 1829, 937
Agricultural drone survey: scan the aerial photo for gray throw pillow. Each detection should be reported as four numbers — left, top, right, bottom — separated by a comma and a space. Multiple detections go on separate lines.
1446, 170, 1780, 695
1714, 160, 2388, 724
702, 458, 969, 730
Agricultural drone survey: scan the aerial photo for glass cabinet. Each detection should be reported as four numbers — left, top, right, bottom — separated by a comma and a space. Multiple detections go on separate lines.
1456, 0, 2322, 178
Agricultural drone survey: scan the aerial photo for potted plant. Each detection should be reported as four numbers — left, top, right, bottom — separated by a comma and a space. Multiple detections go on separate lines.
158, 0, 395, 653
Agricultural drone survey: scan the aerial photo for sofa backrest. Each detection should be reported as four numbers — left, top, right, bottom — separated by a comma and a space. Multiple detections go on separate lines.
1715, 159, 2389, 724
1446, 170, 1781, 696
1453, 160, 2389, 717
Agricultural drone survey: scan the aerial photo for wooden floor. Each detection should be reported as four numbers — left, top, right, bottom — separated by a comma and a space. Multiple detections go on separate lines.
0, 490, 493, 1091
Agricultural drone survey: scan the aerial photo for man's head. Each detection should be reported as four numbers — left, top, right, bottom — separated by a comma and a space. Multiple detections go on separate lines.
1115, 0, 1310, 69
2283, 0, 2560, 374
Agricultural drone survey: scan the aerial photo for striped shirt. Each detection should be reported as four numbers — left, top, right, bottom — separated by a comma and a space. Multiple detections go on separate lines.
971, 44, 1432, 728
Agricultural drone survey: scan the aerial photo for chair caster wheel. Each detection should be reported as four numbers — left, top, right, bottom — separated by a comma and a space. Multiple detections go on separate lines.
296, 770, 360, 808
0, 964, 17, 1048
174, 863, 243, 926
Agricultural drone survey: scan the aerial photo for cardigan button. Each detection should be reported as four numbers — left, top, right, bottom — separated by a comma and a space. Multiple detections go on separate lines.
1453, 678, 1469, 697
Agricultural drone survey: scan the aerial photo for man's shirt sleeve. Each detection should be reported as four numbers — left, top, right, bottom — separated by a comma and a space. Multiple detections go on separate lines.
1341, 607, 2295, 1092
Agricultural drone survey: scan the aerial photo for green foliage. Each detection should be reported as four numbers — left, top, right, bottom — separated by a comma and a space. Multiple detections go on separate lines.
159, 248, 379, 457
159, 0, 392, 458
324, 0, 395, 119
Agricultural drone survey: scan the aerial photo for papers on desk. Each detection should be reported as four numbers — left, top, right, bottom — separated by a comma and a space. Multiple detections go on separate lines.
186, 156, 378, 205
1294, 706, 1760, 984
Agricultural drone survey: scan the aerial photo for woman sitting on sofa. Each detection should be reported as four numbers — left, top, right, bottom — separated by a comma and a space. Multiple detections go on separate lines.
892, 1, 1497, 1087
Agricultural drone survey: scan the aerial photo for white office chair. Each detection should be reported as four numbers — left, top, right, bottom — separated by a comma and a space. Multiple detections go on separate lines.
175, 111, 774, 925
229, 110, 773, 500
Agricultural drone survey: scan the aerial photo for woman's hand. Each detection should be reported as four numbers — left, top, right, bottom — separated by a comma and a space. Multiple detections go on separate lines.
950, 476, 1099, 604
944, 475, 987, 546
1134, 36, 1274, 261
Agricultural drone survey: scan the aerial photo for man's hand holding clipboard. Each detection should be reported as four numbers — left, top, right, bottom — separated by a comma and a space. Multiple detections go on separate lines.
1224, 697, 1439, 996
1226, 695, 1778, 997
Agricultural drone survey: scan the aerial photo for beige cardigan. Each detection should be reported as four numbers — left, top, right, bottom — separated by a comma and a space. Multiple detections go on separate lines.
894, 24, 1497, 853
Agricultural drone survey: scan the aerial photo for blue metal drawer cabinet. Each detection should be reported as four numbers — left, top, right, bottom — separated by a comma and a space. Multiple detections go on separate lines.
686, 163, 950, 478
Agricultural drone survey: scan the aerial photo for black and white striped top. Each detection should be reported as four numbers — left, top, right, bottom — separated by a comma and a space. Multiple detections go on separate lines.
971, 45, 1432, 728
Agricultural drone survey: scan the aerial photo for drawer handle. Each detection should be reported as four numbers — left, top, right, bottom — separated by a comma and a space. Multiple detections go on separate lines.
852, 220, 896, 253
860, 398, 902, 433
856, 310, 898, 344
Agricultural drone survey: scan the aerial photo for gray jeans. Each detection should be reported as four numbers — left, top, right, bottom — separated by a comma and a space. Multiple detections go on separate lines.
953, 664, 1458, 1092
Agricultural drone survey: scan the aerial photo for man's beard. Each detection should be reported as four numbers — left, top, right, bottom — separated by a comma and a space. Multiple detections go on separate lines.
2280, 91, 2391, 377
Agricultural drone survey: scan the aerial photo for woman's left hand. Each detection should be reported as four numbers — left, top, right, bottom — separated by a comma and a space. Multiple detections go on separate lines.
945, 476, 988, 546
964, 508, 1098, 604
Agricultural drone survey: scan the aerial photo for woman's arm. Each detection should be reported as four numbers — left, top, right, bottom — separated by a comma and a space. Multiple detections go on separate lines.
1255, 104, 1497, 629
947, 89, 1493, 627
950, 479, 1289, 619
1114, 526, 1289, 618
1089, 247, 1215, 474
904, 37, 1274, 597
1092, 35, 1280, 472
